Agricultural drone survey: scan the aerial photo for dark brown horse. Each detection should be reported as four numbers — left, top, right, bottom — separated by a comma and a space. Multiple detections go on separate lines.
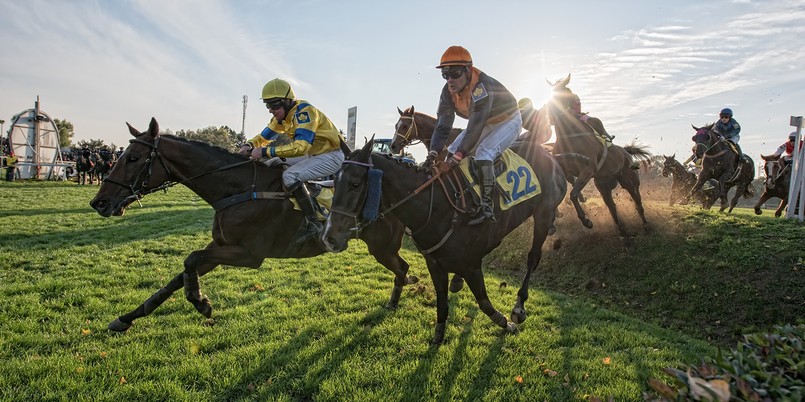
389, 106, 462, 157
754, 155, 792, 217
544, 74, 653, 236
661, 154, 719, 208
322, 138, 567, 345
681, 124, 755, 212
90, 118, 417, 332
75, 154, 95, 185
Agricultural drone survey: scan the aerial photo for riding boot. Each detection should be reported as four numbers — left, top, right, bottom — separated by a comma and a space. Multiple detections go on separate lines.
290, 182, 323, 245
468, 160, 496, 226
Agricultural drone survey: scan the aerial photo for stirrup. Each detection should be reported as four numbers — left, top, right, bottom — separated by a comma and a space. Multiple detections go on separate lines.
468, 206, 495, 226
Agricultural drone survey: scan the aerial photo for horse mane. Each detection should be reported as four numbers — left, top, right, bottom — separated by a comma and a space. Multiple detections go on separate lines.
162, 134, 248, 162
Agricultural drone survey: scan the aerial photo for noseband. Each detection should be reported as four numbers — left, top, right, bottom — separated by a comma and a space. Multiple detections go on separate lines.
393, 115, 421, 149
102, 137, 173, 203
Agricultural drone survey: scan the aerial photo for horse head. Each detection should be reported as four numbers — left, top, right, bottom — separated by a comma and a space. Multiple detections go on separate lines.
90, 117, 168, 216
544, 73, 576, 122
391, 106, 417, 154
690, 123, 717, 159
761, 154, 785, 189
324, 137, 377, 252
661, 154, 678, 177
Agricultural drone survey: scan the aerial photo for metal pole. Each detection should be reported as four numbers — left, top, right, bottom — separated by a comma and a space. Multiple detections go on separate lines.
786, 116, 803, 220
241, 95, 248, 136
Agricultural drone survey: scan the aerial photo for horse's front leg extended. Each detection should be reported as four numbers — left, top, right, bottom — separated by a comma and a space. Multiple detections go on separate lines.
681, 174, 708, 205
569, 171, 594, 228
463, 269, 517, 334
775, 198, 788, 218
512, 212, 550, 324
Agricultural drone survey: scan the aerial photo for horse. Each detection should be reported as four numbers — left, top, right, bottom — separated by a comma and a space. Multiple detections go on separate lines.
322, 137, 567, 345
390, 106, 463, 159
93, 158, 113, 184
75, 153, 95, 185
544, 74, 653, 236
681, 124, 755, 212
754, 155, 793, 217
90, 118, 418, 332
661, 154, 719, 208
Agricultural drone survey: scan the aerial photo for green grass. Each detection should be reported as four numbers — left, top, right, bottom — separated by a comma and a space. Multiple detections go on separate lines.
0, 181, 801, 401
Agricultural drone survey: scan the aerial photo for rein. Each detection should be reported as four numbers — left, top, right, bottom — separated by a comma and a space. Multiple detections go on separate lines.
103, 136, 256, 206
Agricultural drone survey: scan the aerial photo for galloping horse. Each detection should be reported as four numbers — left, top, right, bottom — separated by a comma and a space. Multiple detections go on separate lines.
661, 154, 719, 208
75, 153, 95, 185
90, 118, 417, 331
545, 74, 653, 236
322, 138, 567, 344
390, 106, 462, 158
754, 155, 792, 217
682, 124, 755, 212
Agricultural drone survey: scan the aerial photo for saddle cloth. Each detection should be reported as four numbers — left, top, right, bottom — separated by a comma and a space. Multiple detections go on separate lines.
456, 149, 541, 211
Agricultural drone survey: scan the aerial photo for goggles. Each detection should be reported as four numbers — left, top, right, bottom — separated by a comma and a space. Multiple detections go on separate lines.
441, 68, 465, 80
265, 99, 285, 110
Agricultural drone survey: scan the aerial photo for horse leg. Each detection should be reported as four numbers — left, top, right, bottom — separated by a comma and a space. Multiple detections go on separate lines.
108, 263, 217, 332
569, 172, 594, 228
728, 183, 744, 213
775, 198, 788, 218
618, 169, 649, 232
717, 173, 732, 212
183, 242, 263, 318
511, 209, 551, 324
753, 192, 771, 215
427, 260, 450, 345
365, 246, 418, 310
462, 267, 517, 334
594, 177, 628, 236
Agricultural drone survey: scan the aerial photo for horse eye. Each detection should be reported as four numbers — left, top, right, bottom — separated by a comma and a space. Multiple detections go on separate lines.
128, 155, 139, 162
351, 182, 361, 190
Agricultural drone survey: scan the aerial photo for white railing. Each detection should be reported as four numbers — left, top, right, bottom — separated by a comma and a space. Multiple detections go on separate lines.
785, 116, 804, 221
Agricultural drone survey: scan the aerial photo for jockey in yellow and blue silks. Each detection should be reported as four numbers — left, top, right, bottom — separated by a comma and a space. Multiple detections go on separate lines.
239, 78, 345, 245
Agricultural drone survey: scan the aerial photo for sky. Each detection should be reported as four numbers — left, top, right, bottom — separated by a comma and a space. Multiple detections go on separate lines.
1, 0, 804, 163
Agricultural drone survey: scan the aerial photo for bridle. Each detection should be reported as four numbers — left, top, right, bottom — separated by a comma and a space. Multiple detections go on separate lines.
393, 114, 421, 149
693, 129, 727, 159
328, 157, 440, 236
102, 136, 253, 205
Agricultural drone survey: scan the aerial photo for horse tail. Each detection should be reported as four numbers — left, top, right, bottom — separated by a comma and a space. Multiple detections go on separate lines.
624, 143, 653, 166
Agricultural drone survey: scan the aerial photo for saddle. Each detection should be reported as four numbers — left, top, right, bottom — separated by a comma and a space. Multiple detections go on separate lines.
445, 149, 542, 214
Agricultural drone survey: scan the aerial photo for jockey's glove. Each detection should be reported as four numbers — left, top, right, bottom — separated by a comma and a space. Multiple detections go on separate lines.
423, 150, 439, 167
438, 152, 463, 173
238, 144, 253, 156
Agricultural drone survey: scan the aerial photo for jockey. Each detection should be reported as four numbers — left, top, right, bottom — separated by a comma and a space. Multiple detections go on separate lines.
517, 98, 550, 144
714, 108, 744, 160
424, 45, 521, 225
772, 132, 803, 165
238, 78, 345, 244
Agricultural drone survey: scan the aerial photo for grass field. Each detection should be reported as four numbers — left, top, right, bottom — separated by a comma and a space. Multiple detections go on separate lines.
0, 181, 802, 401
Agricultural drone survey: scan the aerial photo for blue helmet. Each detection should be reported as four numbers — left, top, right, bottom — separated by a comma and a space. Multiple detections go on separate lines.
719, 108, 733, 118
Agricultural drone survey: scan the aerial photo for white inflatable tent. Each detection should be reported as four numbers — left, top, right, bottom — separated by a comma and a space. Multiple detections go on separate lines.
6, 97, 65, 180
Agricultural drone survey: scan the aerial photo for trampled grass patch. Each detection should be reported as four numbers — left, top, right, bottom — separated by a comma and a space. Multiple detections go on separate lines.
0, 181, 800, 401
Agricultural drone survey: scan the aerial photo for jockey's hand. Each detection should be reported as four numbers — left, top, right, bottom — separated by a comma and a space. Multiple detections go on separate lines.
438, 152, 463, 173
238, 144, 252, 156
423, 151, 438, 168
250, 147, 265, 160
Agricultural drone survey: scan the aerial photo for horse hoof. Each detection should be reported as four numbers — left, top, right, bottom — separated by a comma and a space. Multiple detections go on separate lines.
505, 322, 518, 333
754, 208, 762, 215
511, 308, 526, 324
196, 298, 213, 318
384, 302, 399, 311
108, 318, 132, 332
548, 226, 556, 236
583, 219, 593, 229
449, 276, 464, 293
406, 275, 419, 285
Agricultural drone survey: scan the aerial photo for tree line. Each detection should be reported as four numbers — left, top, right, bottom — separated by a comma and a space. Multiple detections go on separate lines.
55, 119, 246, 152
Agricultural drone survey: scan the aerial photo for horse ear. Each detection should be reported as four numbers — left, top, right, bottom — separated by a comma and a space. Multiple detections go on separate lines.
561, 73, 571, 87
671, 153, 676, 159
410, 105, 415, 114
126, 122, 140, 137
147, 117, 159, 138
691, 124, 699, 131
397, 107, 404, 116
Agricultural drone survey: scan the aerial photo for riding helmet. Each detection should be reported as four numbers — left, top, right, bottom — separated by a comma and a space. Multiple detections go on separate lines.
436, 46, 472, 68
719, 108, 733, 118
261, 78, 295, 101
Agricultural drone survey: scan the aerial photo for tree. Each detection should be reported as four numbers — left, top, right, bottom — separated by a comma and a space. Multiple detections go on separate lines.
175, 126, 242, 151
54, 119, 74, 149
75, 139, 109, 150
